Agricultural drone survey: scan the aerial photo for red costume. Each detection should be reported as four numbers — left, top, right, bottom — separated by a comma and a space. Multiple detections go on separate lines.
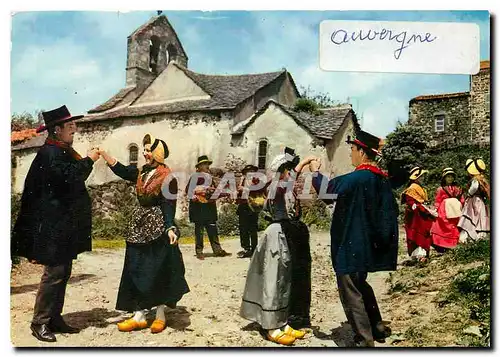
431, 186, 464, 249
402, 183, 435, 255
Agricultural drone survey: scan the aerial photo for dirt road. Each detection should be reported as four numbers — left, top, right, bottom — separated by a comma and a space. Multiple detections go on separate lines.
11, 231, 395, 347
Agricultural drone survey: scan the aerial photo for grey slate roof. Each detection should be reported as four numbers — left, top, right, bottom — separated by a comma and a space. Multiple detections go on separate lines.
88, 86, 136, 113
81, 63, 288, 122
231, 100, 357, 140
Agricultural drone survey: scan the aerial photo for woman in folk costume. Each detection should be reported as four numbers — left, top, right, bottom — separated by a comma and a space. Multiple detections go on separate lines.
430, 168, 464, 252
401, 167, 437, 261
458, 159, 490, 242
99, 134, 189, 334
240, 147, 310, 346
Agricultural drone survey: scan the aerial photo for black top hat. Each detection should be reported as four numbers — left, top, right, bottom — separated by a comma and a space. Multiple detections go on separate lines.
346, 130, 382, 156
195, 155, 213, 167
36, 105, 84, 133
242, 164, 259, 174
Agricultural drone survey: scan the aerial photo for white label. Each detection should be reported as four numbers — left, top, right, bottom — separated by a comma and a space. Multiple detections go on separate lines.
319, 20, 480, 75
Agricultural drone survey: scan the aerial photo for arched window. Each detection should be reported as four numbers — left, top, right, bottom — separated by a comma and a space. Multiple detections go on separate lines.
129, 144, 139, 167
257, 139, 268, 170
149, 36, 161, 73
166, 43, 177, 64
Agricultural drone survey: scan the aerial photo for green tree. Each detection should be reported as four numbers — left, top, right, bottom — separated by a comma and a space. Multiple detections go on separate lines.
380, 121, 429, 188
293, 86, 339, 115
11, 111, 42, 131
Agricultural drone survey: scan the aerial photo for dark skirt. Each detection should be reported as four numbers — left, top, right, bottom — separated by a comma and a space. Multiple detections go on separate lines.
280, 219, 312, 320
116, 234, 190, 312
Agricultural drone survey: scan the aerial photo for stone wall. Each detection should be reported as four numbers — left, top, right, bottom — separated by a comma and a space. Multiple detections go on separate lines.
408, 95, 470, 147
12, 148, 39, 193
126, 16, 188, 88
87, 180, 137, 220
470, 68, 491, 144
325, 112, 357, 177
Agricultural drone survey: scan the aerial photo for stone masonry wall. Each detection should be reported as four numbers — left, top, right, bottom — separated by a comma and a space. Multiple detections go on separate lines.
408, 95, 470, 147
470, 68, 491, 144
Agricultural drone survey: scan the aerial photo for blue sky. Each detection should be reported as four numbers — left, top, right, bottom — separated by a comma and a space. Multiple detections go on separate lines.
10, 10, 490, 137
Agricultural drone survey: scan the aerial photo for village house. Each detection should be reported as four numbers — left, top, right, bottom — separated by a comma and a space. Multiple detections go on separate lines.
408, 60, 490, 148
11, 14, 359, 217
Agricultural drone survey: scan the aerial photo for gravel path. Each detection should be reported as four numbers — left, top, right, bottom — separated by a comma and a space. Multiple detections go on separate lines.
11, 231, 393, 347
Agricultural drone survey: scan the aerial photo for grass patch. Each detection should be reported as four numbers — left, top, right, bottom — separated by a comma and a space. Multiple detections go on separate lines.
92, 235, 238, 250
385, 235, 491, 347
446, 238, 490, 264
92, 239, 126, 249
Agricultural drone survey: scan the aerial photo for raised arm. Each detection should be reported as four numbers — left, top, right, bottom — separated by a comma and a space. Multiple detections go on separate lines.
100, 149, 139, 183
311, 172, 338, 205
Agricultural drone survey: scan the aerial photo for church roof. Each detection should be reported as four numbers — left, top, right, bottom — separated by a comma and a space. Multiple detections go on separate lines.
82, 63, 291, 122
231, 99, 358, 141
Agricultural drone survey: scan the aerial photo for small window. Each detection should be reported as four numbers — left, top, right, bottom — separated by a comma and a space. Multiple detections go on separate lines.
434, 114, 445, 132
129, 144, 139, 167
149, 36, 161, 73
166, 43, 177, 64
485, 92, 490, 112
257, 140, 268, 170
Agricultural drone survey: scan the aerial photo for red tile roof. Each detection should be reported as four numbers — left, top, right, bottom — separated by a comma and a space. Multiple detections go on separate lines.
11, 129, 39, 144
480, 60, 490, 70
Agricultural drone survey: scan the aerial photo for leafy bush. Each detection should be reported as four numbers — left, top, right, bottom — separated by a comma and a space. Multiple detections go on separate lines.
446, 263, 491, 347
381, 121, 429, 175
294, 98, 321, 115
176, 218, 195, 238
448, 238, 490, 265
299, 85, 339, 108
258, 214, 270, 231
421, 144, 490, 202
301, 199, 331, 230
217, 203, 240, 236
92, 211, 130, 240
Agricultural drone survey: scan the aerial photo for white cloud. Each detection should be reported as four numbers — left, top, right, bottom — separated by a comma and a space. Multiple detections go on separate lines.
11, 37, 120, 115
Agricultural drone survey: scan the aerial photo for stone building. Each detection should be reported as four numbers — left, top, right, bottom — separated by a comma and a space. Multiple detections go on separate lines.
11, 14, 359, 218
408, 60, 490, 147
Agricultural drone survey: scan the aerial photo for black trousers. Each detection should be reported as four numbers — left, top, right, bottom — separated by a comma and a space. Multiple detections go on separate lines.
238, 205, 259, 251
336, 272, 382, 346
281, 220, 312, 320
194, 221, 223, 254
32, 262, 73, 325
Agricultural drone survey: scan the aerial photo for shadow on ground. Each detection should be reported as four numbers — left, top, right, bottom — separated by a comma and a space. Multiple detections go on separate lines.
10, 274, 98, 295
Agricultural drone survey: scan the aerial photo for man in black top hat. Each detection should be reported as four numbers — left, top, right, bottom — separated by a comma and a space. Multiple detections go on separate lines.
302, 130, 399, 347
185, 155, 230, 260
236, 164, 263, 258
12, 105, 100, 342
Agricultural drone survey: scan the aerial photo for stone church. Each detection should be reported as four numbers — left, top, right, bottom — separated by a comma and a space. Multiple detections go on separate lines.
408, 60, 490, 148
12, 14, 359, 216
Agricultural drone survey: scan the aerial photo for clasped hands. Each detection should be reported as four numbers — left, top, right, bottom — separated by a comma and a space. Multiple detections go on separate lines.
87, 147, 116, 166
87, 146, 101, 162
297, 156, 322, 172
